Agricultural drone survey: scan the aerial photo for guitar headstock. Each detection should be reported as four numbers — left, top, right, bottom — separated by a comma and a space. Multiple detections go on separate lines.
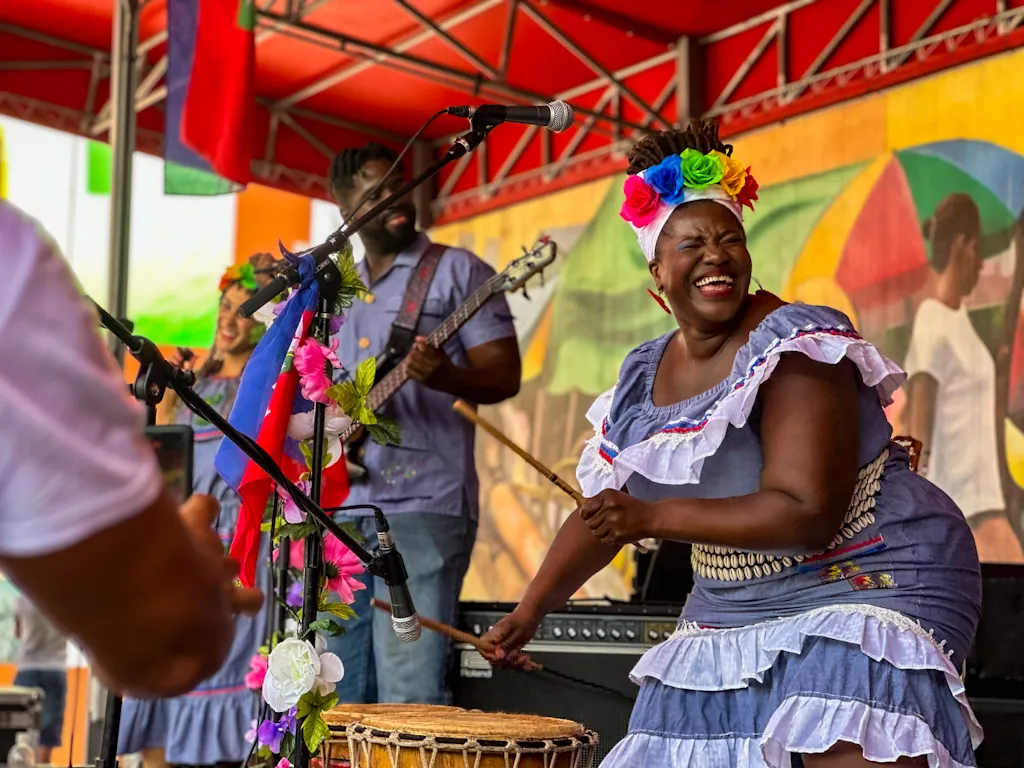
493, 237, 557, 295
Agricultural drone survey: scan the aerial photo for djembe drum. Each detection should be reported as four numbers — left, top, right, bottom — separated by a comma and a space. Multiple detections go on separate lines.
324, 704, 465, 766
348, 711, 598, 768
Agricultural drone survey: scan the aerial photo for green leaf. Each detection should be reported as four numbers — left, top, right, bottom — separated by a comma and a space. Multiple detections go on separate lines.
278, 732, 295, 760
299, 708, 331, 753
296, 695, 313, 720
306, 618, 333, 634
277, 521, 317, 541
299, 441, 313, 463
322, 451, 332, 469
335, 250, 368, 296
354, 357, 376, 398
328, 380, 362, 417
357, 405, 377, 426
320, 601, 358, 620
260, 521, 273, 533
366, 417, 401, 447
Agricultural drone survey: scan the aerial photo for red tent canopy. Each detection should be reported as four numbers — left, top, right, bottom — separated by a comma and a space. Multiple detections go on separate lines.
2, 0, 1022, 225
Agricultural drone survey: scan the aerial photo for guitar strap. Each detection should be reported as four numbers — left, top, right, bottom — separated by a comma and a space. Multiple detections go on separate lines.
377, 242, 446, 381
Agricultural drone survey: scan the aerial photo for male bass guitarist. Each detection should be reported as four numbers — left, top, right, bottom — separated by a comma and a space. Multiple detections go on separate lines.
325, 143, 521, 705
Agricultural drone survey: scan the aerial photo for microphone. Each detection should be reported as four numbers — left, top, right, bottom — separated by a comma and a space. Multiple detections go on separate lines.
448, 101, 574, 132
373, 510, 421, 643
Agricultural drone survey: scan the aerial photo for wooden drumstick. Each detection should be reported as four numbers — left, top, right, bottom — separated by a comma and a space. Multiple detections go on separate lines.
452, 400, 647, 554
369, 598, 542, 670
453, 400, 584, 505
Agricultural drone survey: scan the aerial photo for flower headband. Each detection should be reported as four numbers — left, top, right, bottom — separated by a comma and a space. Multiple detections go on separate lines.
619, 148, 759, 262
220, 263, 259, 293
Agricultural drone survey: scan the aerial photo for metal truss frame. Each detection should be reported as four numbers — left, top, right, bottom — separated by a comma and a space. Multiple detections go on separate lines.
1, 0, 1021, 222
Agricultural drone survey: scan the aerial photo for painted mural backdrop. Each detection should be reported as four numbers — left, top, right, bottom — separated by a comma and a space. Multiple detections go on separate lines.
434, 46, 1024, 602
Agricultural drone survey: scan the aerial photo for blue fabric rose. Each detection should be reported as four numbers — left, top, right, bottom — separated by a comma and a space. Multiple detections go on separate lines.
645, 154, 686, 205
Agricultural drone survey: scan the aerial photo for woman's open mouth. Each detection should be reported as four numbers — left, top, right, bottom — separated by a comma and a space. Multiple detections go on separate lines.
694, 274, 735, 298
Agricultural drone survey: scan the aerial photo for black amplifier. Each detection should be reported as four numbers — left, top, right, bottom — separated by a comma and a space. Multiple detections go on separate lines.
451, 601, 682, 764
0, 686, 43, 760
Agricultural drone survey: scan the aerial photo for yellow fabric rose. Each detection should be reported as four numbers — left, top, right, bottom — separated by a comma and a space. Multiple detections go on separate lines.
708, 150, 747, 198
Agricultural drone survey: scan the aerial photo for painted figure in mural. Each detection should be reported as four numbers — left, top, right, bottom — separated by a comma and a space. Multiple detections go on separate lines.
903, 193, 1024, 563
118, 255, 271, 768
482, 120, 983, 767
324, 143, 521, 704
0, 200, 262, 701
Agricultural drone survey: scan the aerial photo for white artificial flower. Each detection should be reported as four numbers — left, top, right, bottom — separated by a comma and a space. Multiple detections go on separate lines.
312, 634, 344, 697
262, 637, 319, 712
287, 407, 353, 469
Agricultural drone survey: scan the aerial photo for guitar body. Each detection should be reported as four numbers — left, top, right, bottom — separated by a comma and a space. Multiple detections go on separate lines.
340, 237, 557, 484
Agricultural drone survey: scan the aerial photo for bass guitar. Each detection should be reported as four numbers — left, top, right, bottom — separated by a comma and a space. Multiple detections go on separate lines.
343, 237, 558, 480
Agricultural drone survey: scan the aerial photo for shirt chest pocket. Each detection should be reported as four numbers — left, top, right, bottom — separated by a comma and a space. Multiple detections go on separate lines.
383, 295, 450, 337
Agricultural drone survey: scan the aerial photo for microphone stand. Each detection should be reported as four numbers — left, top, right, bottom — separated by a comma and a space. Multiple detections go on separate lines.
92, 304, 409, 768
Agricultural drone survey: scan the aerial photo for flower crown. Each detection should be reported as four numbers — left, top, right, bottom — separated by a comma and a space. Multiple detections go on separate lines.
220, 263, 259, 293
619, 148, 759, 228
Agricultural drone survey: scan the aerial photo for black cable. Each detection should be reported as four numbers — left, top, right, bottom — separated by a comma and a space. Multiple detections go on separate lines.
534, 665, 636, 705
337, 109, 448, 236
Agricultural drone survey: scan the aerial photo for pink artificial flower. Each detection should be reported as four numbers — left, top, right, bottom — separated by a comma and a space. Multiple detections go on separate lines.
276, 480, 310, 524
619, 174, 661, 227
276, 759, 291, 768
323, 535, 366, 604
244, 653, 268, 691
294, 338, 342, 404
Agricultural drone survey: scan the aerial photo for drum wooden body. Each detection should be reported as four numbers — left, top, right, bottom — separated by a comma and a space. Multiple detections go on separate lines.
348, 711, 597, 768
324, 704, 464, 764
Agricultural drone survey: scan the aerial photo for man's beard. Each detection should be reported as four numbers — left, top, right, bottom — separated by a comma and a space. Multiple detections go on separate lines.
361, 215, 417, 255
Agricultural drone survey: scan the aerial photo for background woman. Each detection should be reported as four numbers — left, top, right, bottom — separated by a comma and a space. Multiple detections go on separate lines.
483, 121, 983, 767
903, 193, 1024, 562
118, 255, 270, 768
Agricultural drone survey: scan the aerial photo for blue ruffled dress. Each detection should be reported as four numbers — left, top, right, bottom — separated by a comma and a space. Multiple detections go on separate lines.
118, 376, 268, 765
578, 303, 983, 767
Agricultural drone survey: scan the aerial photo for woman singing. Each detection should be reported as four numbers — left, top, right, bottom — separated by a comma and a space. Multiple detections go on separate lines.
482, 121, 983, 767
118, 257, 271, 768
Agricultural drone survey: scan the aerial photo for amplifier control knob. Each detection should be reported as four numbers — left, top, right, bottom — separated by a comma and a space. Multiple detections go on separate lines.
625, 629, 636, 640
662, 631, 672, 640
472, 624, 482, 636
581, 628, 592, 639
567, 628, 577, 639
596, 628, 607, 639
648, 630, 659, 642
552, 627, 563, 638
610, 628, 622, 640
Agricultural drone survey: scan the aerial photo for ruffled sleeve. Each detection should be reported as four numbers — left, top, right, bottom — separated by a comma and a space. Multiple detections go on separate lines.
576, 303, 906, 497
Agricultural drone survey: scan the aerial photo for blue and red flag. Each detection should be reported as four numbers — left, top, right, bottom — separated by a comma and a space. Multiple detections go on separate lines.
215, 252, 350, 587
166, 0, 254, 194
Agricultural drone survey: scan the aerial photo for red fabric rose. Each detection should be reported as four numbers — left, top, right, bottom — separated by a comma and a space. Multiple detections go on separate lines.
737, 168, 759, 211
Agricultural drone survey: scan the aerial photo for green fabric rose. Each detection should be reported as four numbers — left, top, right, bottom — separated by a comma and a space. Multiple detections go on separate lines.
680, 148, 725, 190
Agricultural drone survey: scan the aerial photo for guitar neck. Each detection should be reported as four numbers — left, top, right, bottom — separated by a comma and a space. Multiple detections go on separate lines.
363, 277, 500, 412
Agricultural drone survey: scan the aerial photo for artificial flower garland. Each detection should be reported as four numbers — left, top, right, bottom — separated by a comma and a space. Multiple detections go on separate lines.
619, 147, 759, 227
220, 262, 261, 293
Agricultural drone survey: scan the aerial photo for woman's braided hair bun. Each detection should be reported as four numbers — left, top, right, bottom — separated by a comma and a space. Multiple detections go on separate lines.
626, 118, 732, 176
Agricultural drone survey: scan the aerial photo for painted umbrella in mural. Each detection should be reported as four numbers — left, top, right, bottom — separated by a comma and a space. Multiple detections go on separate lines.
783, 140, 1024, 312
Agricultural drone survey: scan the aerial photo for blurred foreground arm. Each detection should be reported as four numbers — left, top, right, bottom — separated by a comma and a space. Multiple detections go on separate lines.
0, 201, 260, 697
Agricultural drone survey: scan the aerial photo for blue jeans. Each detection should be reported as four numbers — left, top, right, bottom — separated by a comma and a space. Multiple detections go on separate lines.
321, 512, 476, 704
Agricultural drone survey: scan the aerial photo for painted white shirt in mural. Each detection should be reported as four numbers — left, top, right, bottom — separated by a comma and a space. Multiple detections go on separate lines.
0, 201, 161, 556
904, 298, 1004, 518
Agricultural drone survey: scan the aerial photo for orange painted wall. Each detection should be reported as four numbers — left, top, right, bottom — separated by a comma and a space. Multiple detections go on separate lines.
0, 665, 90, 764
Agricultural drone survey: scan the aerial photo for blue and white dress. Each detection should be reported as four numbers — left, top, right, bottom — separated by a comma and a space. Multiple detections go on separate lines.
580, 303, 983, 767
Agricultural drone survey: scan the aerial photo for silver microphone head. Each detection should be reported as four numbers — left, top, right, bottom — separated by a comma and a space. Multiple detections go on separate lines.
547, 100, 574, 132
392, 612, 422, 643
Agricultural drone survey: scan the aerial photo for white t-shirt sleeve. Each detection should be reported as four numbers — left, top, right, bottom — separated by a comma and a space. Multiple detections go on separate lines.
903, 300, 950, 384
0, 202, 162, 557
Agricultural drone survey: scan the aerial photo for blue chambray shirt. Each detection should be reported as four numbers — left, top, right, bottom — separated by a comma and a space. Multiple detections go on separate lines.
333, 233, 516, 520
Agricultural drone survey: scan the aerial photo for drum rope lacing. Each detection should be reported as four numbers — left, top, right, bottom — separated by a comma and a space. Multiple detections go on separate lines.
345, 726, 598, 768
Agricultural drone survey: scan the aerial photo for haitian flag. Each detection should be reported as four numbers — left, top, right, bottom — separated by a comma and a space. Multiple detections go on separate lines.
216, 252, 350, 587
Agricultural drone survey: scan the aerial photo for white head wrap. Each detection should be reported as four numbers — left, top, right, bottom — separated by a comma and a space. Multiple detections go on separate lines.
630, 177, 744, 263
